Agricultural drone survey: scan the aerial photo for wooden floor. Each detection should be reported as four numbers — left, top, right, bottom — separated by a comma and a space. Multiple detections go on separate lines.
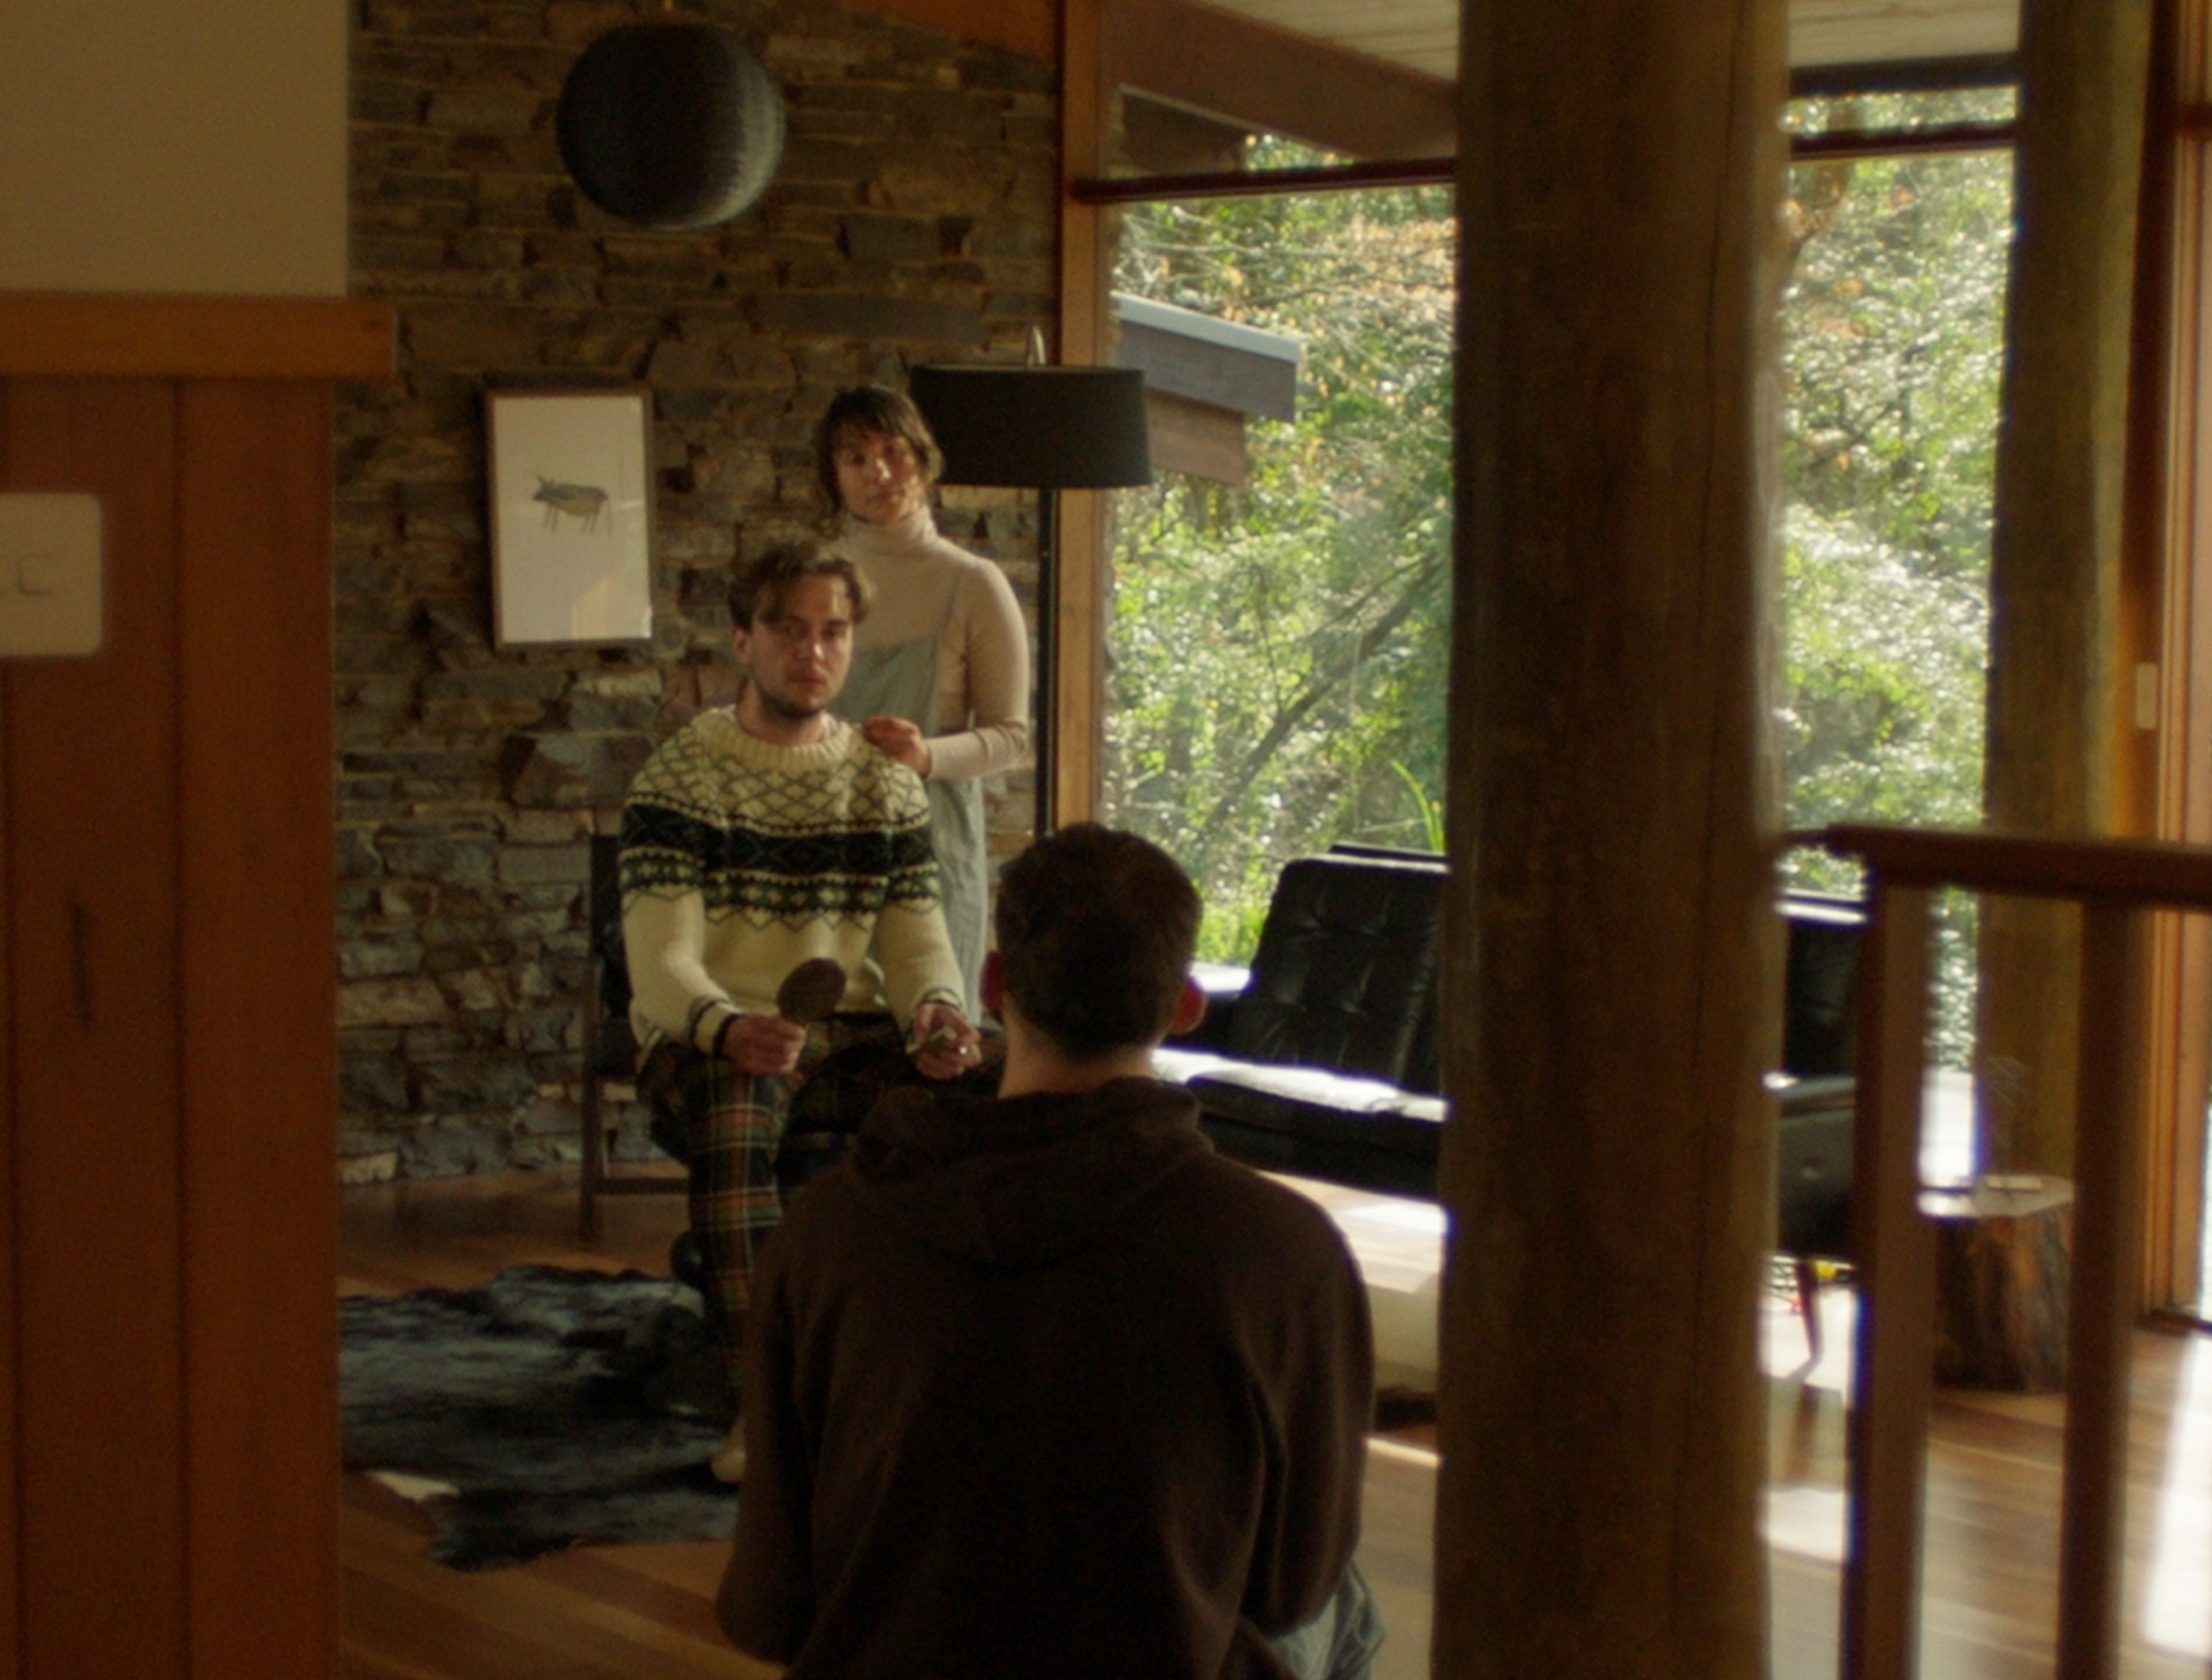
338, 1170, 2212, 1679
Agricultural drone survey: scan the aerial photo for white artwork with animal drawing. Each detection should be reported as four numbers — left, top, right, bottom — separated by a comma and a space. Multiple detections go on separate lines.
489, 389, 654, 646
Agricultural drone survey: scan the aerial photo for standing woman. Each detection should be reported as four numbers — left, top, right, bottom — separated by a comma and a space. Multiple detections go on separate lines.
815, 385, 1031, 1013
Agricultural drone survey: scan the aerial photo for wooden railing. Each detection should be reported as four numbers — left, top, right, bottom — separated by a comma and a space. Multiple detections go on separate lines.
1799, 824, 2212, 1680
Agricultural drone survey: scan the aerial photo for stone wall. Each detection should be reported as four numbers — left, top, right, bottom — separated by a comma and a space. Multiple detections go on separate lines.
336, 0, 1056, 1179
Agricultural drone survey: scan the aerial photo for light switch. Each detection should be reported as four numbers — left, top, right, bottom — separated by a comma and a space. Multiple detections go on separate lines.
0, 494, 104, 657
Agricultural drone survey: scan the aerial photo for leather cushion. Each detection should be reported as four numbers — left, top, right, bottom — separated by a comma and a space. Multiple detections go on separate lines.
1187, 1061, 1445, 1161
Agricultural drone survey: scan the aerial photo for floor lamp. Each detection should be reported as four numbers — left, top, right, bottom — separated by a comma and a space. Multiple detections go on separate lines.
907, 364, 1152, 837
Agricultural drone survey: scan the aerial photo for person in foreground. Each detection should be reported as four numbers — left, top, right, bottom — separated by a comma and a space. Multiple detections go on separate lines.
620, 539, 981, 1483
715, 823, 1382, 1679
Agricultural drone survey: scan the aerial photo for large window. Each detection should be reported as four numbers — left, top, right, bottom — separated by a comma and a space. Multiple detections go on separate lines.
1099, 99, 2012, 998
1779, 88, 2015, 1061
1103, 149, 1455, 957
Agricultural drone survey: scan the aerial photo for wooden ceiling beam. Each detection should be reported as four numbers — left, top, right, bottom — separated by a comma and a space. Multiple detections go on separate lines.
840, 0, 1056, 63
1106, 0, 1459, 160
842, 0, 1459, 161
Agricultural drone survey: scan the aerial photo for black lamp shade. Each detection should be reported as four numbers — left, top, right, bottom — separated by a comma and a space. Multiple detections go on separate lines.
556, 23, 785, 230
908, 365, 1152, 489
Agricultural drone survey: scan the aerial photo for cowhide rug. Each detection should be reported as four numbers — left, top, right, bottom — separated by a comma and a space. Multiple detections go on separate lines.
339, 1265, 736, 1571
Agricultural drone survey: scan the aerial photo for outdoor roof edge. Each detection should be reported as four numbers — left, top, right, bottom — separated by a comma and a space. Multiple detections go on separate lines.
1111, 293, 1302, 423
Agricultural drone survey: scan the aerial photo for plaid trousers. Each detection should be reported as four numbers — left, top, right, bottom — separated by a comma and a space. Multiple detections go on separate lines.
637, 1014, 914, 1394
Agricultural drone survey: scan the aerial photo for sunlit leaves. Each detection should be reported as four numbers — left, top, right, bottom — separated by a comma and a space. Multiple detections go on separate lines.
1103, 163, 1455, 955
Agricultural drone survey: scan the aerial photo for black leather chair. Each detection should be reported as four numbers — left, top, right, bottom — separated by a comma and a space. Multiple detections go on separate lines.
1160, 853, 1865, 1354
1164, 852, 1446, 1198
1770, 891, 1863, 1357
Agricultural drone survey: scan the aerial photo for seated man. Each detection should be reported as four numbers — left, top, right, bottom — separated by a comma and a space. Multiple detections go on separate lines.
717, 824, 1382, 1679
620, 538, 980, 1483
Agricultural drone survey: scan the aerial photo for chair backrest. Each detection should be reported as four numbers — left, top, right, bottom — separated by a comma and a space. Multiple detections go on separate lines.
1326, 841, 1446, 867
1228, 855, 1446, 1088
588, 834, 637, 1074
1780, 891, 1864, 1079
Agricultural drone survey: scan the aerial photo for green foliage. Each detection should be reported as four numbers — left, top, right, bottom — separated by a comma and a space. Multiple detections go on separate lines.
1778, 105, 2013, 1059
1102, 156, 1455, 958
1102, 109, 2010, 1035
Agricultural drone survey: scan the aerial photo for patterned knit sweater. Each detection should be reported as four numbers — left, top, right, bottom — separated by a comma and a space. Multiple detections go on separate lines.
618, 708, 963, 1055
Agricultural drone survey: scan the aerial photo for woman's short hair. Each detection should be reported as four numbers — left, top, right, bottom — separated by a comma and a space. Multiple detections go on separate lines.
993, 824, 1200, 1057
812, 385, 945, 519
728, 538, 872, 629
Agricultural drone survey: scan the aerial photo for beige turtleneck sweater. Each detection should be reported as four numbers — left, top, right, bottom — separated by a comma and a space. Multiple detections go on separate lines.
835, 508, 1031, 782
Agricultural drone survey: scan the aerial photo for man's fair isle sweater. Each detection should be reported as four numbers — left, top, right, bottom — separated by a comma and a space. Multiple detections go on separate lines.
618, 709, 963, 1055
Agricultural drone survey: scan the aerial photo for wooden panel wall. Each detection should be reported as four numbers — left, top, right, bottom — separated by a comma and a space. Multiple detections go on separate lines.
0, 294, 388, 1680
176, 380, 342, 1678
5, 377, 192, 1675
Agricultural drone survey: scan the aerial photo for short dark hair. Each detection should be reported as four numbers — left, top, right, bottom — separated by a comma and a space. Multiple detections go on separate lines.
728, 538, 871, 630
813, 385, 945, 520
993, 824, 1200, 1057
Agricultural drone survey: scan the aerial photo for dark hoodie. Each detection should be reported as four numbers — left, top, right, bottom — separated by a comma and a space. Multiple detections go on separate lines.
717, 1076, 1374, 1679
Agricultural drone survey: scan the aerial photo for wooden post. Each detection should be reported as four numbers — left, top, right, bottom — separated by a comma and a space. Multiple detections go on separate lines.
1977, 0, 2153, 1175
1842, 882, 1938, 1680
1051, 0, 1112, 828
1434, 3, 1785, 1675
2056, 902, 2152, 1679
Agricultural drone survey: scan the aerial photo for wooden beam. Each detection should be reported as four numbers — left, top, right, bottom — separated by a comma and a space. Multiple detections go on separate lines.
2056, 903, 2152, 1680
0, 294, 392, 381
1051, 0, 1112, 830
1434, 1, 1784, 1674
1108, 0, 1457, 161
839, 0, 1054, 62
1840, 883, 1938, 1680
0, 382, 16, 1680
1976, 0, 2153, 1176
2130, 0, 2203, 1313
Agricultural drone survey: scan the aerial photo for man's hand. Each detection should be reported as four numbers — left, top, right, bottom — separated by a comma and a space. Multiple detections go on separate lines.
721, 1012, 807, 1077
861, 716, 932, 777
907, 1001, 981, 1081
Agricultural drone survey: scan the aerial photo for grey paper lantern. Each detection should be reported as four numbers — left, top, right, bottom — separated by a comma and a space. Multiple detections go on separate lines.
556, 22, 785, 230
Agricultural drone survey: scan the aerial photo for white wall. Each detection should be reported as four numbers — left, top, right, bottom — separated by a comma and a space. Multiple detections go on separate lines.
0, 0, 347, 296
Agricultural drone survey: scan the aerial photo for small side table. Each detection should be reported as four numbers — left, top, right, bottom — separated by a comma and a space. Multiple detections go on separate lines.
1919, 1176, 2074, 1392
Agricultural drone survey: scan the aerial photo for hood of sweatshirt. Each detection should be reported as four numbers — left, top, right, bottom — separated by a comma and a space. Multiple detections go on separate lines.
844, 1077, 1214, 1267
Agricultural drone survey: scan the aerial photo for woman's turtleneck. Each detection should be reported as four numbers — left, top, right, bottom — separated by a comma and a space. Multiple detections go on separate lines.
838, 503, 938, 561
829, 504, 1032, 785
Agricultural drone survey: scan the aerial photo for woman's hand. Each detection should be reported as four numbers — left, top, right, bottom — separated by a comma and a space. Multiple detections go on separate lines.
907, 1002, 982, 1081
862, 716, 933, 777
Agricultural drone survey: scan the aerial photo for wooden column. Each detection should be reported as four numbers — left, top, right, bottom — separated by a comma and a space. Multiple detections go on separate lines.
1051, 0, 1112, 828
1843, 883, 1940, 1678
0, 292, 391, 1680
1434, 4, 1786, 1677
1978, 0, 2153, 1174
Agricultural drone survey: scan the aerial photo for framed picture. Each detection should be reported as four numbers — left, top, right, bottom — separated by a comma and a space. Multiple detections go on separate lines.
487, 387, 653, 647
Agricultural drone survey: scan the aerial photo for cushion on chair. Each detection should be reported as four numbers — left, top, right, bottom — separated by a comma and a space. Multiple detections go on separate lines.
1188, 1062, 1444, 1160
